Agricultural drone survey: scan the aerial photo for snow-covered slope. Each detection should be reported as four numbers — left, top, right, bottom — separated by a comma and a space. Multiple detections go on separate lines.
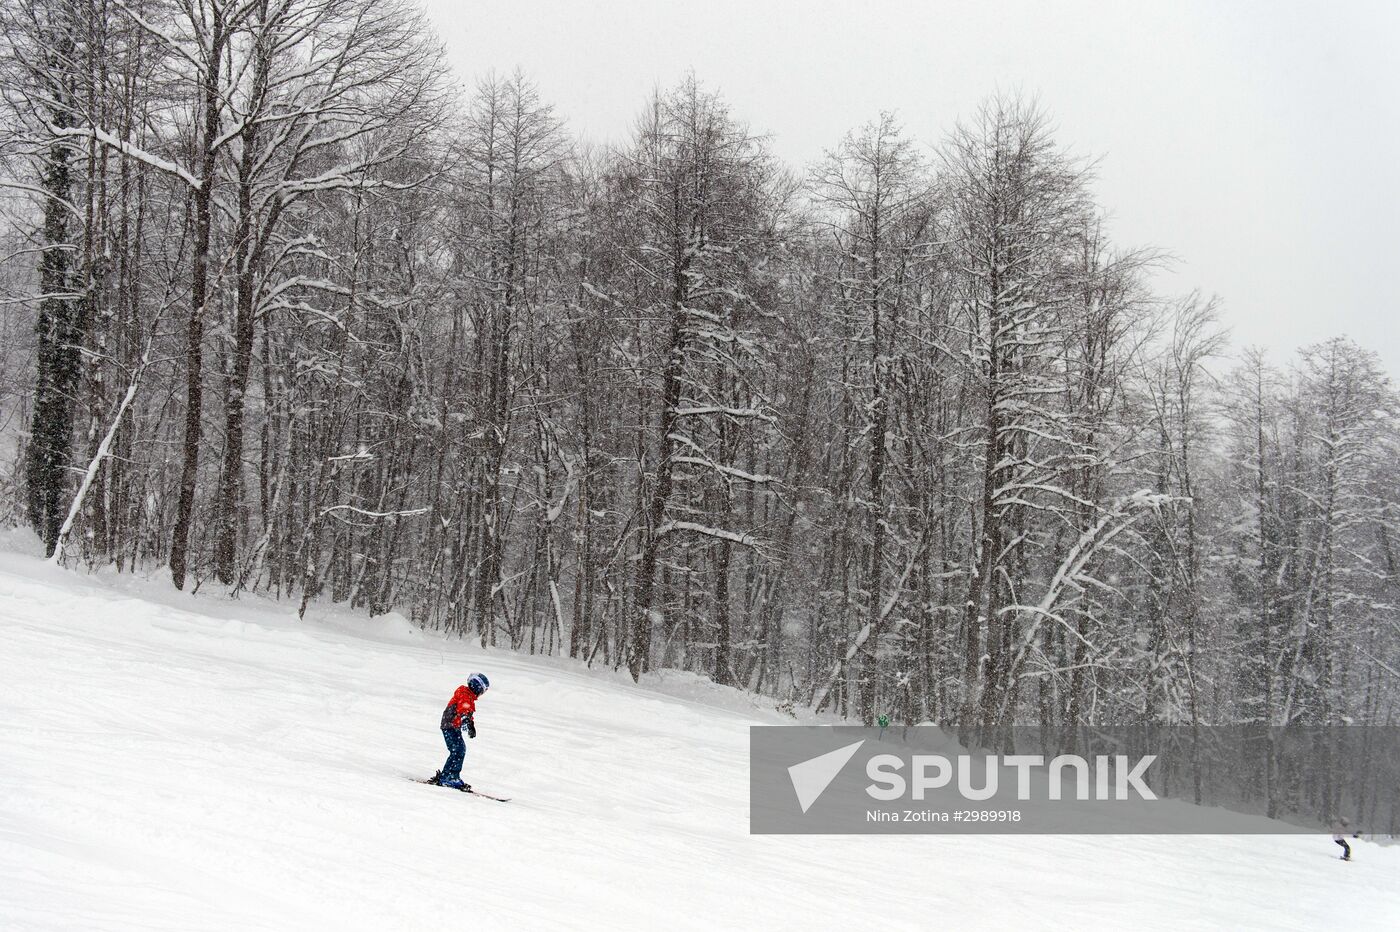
2, 548, 1397, 931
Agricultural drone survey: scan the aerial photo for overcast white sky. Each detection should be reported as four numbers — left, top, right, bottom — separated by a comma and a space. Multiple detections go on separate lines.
420, 0, 1400, 374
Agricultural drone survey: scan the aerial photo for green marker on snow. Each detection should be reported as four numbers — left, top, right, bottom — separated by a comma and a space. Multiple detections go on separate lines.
877, 713, 889, 739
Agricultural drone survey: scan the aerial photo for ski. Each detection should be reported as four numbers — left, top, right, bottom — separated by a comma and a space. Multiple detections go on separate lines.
413, 778, 511, 802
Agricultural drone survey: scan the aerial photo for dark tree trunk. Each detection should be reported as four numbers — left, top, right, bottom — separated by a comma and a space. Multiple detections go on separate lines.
27, 116, 78, 554
169, 17, 227, 590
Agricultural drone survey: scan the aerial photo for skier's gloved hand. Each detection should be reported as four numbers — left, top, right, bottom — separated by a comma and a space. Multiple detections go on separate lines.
464, 714, 477, 739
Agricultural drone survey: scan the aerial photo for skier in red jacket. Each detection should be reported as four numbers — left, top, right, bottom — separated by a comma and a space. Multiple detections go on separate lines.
431, 673, 489, 790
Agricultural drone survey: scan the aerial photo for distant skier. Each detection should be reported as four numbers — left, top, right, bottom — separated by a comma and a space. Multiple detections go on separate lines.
1332, 817, 1355, 861
431, 673, 489, 790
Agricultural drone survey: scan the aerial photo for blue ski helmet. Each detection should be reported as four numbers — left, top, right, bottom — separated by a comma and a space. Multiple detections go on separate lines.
467, 673, 490, 696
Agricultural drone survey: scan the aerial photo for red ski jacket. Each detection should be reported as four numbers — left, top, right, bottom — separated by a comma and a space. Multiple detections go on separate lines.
441, 685, 477, 731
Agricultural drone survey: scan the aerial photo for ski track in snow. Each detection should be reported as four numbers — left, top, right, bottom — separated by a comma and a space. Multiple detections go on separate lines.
1, 550, 1398, 931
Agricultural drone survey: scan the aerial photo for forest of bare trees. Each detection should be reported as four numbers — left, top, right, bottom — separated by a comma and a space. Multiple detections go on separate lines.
3, 0, 1398, 757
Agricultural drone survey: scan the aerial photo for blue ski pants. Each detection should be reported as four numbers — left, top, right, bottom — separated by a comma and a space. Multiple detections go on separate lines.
441, 727, 466, 781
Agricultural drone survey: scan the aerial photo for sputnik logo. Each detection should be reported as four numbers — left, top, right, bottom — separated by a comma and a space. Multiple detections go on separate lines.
788, 739, 866, 813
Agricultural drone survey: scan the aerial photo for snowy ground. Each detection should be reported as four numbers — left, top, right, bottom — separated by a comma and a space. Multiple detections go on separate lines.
2, 545, 1398, 931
